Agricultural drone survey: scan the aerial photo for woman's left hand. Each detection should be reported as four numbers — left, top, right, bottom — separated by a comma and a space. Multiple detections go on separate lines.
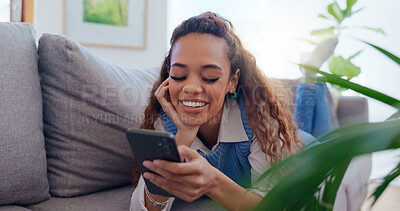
142, 145, 219, 202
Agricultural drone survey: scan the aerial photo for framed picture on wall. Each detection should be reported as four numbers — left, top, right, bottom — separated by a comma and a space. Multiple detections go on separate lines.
63, 0, 147, 49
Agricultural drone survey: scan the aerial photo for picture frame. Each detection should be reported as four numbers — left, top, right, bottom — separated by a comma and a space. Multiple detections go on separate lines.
63, 0, 147, 49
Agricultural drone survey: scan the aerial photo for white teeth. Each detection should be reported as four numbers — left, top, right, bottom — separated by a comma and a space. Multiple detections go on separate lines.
182, 101, 206, 108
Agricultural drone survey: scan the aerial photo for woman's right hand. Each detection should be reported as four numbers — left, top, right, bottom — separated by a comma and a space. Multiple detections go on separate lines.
154, 78, 200, 146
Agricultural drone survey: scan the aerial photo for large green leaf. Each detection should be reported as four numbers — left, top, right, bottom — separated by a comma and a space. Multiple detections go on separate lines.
361, 41, 400, 65
329, 55, 361, 80
319, 159, 350, 210
299, 64, 400, 107
321, 159, 350, 210
253, 120, 400, 210
328, 2, 344, 23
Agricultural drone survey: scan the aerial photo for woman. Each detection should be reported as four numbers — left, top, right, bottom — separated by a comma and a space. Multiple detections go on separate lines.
130, 12, 304, 211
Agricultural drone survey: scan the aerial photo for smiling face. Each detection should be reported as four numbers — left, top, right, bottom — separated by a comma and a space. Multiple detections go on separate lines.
168, 33, 239, 127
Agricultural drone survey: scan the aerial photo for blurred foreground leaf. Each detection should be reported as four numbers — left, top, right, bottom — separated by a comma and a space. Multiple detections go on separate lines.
372, 162, 400, 206
299, 64, 400, 107
361, 41, 400, 65
253, 120, 400, 210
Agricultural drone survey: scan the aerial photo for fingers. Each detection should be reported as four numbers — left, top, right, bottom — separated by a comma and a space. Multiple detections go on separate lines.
154, 78, 181, 124
157, 77, 170, 89
154, 78, 169, 100
177, 145, 200, 161
143, 158, 201, 177
155, 146, 203, 174
154, 78, 170, 106
143, 172, 204, 202
142, 146, 217, 203
143, 160, 181, 180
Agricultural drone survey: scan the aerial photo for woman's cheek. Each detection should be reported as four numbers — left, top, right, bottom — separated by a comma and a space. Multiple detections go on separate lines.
210, 86, 226, 103
168, 83, 180, 102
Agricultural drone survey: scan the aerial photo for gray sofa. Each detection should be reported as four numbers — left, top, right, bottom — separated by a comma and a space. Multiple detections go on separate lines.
0, 22, 369, 211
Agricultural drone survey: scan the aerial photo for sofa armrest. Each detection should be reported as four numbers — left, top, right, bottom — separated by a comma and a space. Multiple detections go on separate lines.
333, 154, 372, 211
337, 96, 369, 126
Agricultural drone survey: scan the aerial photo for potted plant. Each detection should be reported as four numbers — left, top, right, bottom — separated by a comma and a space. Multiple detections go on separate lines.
253, 0, 400, 210
302, 0, 385, 92
253, 42, 399, 210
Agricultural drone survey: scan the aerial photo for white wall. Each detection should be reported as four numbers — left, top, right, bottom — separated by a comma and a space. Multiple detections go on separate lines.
0, 0, 10, 22
167, 0, 400, 122
335, 0, 400, 122
33, 0, 167, 69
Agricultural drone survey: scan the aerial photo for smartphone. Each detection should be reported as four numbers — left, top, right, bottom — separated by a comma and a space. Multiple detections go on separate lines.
126, 128, 181, 197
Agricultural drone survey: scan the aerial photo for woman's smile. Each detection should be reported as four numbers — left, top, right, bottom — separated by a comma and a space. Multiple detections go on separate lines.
180, 99, 210, 114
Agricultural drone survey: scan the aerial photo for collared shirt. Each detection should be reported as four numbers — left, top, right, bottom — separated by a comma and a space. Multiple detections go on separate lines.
130, 98, 271, 211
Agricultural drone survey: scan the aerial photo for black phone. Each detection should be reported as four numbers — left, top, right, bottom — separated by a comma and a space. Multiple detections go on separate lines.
126, 128, 181, 197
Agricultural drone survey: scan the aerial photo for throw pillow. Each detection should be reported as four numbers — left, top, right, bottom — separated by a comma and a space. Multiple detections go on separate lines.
38, 33, 159, 197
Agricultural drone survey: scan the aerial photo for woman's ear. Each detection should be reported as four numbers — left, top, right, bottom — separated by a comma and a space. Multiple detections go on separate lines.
229, 69, 240, 92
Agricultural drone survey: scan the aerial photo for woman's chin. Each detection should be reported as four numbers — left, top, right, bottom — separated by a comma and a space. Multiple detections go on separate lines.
177, 104, 210, 126
179, 116, 205, 126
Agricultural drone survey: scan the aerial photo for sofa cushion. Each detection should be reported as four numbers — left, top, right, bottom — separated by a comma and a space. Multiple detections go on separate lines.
26, 185, 134, 211
0, 23, 50, 205
0, 205, 32, 211
37, 33, 159, 197
171, 196, 224, 210
337, 96, 368, 126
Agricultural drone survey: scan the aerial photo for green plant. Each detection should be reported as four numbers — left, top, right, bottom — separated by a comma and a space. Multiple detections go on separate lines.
306, 0, 385, 92
252, 42, 400, 210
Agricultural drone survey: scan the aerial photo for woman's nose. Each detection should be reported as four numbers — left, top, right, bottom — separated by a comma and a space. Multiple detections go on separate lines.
182, 77, 203, 94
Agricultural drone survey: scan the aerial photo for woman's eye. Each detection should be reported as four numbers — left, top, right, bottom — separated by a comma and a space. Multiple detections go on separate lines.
170, 75, 186, 81
202, 77, 219, 83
